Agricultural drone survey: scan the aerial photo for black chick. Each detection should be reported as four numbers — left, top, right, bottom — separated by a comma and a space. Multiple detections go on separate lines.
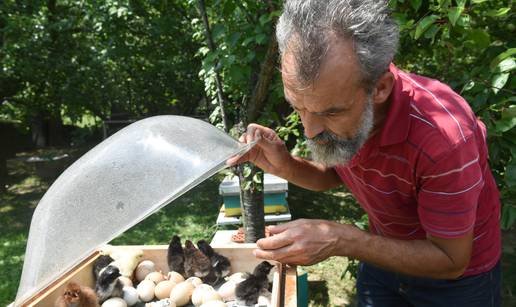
167, 235, 185, 276
183, 239, 211, 278
197, 240, 231, 284
92, 255, 114, 281
235, 261, 274, 306
95, 265, 123, 304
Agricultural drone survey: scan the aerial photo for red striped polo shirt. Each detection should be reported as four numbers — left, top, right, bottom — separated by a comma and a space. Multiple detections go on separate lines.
334, 64, 501, 276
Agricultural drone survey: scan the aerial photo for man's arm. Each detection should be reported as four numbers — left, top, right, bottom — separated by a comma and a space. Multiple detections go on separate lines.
255, 219, 472, 279
340, 224, 473, 279
279, 155, 341, 191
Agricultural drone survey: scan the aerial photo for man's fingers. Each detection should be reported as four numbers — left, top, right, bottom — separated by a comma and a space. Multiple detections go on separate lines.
256, 231, 293, 250
253, 244, 294, 262
267, 219, 305, 235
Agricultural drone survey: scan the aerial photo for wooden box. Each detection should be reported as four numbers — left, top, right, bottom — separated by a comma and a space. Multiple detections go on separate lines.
15, 244, 297, 307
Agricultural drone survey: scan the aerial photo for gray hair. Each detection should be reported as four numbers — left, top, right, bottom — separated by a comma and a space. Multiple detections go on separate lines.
276, 0, 399, 89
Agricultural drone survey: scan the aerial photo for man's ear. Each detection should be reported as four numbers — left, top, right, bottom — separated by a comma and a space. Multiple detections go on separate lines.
372, 71, 395, 105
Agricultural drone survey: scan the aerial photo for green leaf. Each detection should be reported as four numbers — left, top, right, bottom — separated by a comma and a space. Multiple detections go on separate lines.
259, 14, 272, 26
252, 173, 262, 184
505, 160, 516, 188
492, 73, 510, 94
448, 7, 464, 26
467, 29, 491, 49
461, 81, 475, 92
471, 0, 488, 3
490, 49, 516, 71
502, 104, 516, 119
243, 167, 252, 178
255, 33, 267, 44
486, 8, 511, 17
496, 117, 516, 133
415, 15, 439, 39
497, 58, 516, 73
410, 0, 422, 11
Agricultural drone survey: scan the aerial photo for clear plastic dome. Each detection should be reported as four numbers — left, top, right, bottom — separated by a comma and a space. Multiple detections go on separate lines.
15, 116, 251, 306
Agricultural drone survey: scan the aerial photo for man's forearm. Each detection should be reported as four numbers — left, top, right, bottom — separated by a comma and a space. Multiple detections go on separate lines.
334, 224, 469, 279
278, 155, 341, 191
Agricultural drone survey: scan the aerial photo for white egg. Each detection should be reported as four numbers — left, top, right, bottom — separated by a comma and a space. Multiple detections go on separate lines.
119, 276, 134, 287
217, 280, 237, 302
155, 280, 177, 300
102, 297, 128, 307
169, 281, 195, 306
191, 284, 215, 306
137, 279, 156, 302
186, 276, 203, 287
199, 301, 226, 307
146, 271, 165, 284
135, 260, 156, 281
122, 286, 139, 306
167, 271, 185, 284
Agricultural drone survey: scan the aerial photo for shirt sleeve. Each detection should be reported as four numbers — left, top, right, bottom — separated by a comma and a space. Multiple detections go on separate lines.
416, 134, 483, 238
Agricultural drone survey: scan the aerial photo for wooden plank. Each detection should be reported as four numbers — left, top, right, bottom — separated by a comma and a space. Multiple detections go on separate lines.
15, 244, 297, 307
22, 251, 100, 307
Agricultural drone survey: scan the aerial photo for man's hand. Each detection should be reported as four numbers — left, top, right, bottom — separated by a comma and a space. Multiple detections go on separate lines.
253, 219, 360, 265
227, 124, 293, 178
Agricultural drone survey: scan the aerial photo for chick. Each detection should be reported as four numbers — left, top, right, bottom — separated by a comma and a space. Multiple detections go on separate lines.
167, 235, 185, 276
92, 255, 114, 281
197, 240, 231, 284
183, 239, 211, 278
95, 265, 123, 304
235, 261, 274, 306
54, 281, 98, 307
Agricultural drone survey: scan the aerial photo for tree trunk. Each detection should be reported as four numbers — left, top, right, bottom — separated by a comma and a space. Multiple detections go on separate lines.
239, 164, 265, 242
247, 34, 278, 123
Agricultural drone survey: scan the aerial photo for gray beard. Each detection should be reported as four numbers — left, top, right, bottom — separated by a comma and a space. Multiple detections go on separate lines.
306, 96, 374, 167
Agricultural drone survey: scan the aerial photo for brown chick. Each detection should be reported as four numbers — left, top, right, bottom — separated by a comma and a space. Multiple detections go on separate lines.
183, 239, 211, 278
55, 281, 99, 307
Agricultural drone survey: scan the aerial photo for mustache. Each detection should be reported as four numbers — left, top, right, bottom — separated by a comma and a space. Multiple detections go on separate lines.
308, 130, 350, 143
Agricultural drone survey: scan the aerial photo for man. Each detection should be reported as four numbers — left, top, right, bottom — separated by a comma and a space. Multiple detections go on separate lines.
228, 0, 502, 306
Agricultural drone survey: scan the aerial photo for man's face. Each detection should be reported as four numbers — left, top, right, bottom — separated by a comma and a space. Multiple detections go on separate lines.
282, 39, 374, 166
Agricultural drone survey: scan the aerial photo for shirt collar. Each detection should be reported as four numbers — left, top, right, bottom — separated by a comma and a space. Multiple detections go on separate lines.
378, 63, 413, 147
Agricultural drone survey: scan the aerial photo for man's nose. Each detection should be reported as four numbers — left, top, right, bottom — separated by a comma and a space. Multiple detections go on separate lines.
300, 112, 325, 139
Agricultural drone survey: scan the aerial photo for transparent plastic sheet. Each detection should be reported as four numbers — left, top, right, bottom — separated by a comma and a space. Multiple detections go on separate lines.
14, 116, 253, 306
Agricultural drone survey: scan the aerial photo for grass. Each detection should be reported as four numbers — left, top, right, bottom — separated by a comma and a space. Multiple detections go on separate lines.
1, 147, 515, 306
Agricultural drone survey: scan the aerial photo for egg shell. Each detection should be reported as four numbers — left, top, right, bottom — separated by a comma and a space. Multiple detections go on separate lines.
135, 260, 156, 281
122, 286, 139, 306
119, 276, 134, 287
102, 297, 128, 307
199, 301, 226, 307
227, 272, 246, 283
146, 271, 165, 284
200, 291, 222, 304
186, 276, 203, 287
169, 281, 195, 306
167, 271, 185, 284
258, 290, 272, 306
155, 280, 177, 300
137, 279, 156, 302
191, 284, 215, 306
217, 280, 237, 302
145, 298, 176, 307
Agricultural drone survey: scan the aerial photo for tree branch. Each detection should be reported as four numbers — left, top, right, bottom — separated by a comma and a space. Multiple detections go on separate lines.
197, 0, 229, 132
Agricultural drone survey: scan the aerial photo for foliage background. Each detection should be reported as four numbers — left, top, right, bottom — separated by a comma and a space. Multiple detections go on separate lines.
0, 0, 515, 305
